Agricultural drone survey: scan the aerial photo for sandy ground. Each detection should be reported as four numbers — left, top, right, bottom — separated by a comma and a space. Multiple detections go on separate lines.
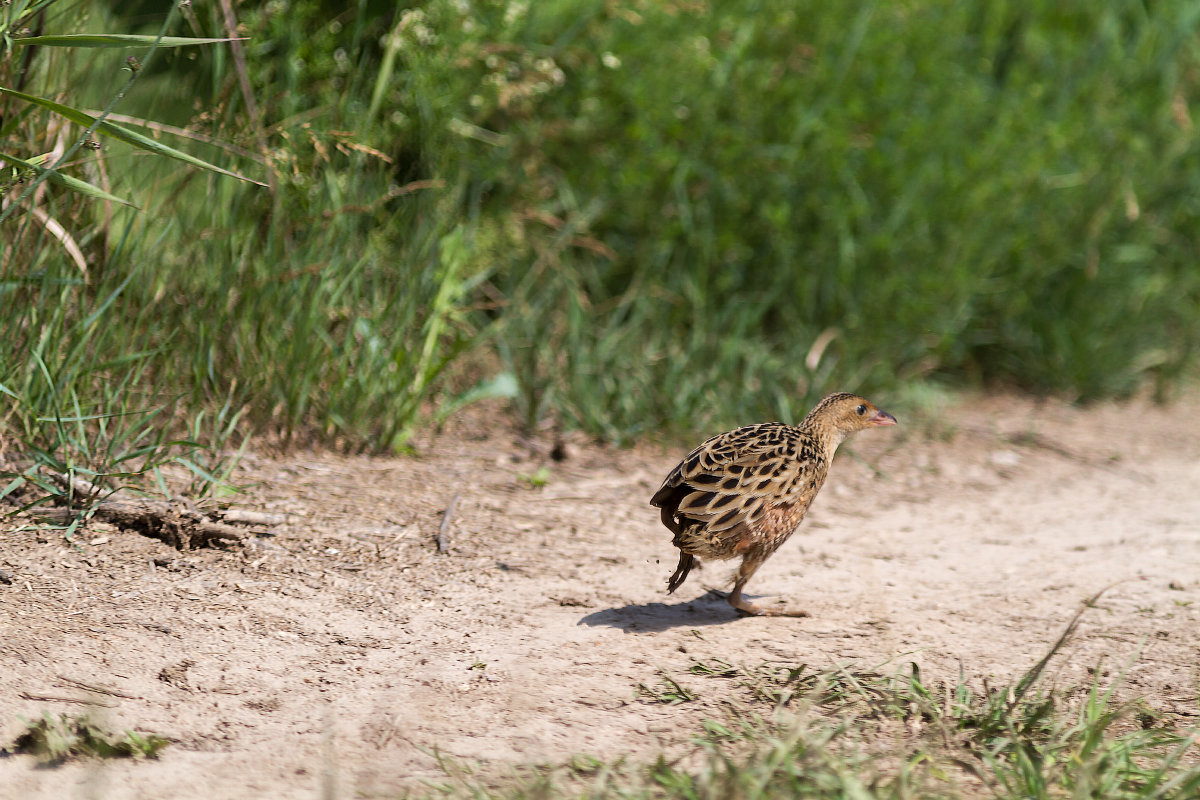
0, 391, 1198, 798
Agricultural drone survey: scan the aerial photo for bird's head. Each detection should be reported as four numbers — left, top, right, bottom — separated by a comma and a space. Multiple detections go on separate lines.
804, 392, 897, 448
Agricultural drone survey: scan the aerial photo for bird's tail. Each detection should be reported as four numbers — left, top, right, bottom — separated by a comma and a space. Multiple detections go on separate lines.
667, 552, 695, 594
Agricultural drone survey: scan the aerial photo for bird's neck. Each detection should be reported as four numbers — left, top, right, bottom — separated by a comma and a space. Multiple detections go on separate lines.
797, 419, 845, 461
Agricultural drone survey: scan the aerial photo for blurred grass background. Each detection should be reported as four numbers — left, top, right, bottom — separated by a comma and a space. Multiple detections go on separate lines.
3, 0, 1200, 471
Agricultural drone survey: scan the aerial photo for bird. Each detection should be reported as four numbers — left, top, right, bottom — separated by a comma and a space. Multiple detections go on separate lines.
650, 392, 897, 617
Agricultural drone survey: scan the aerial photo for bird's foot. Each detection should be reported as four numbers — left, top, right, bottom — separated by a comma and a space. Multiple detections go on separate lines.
730, 595, 809, 618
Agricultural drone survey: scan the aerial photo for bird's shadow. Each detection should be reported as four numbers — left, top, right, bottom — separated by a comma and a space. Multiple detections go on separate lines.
578, 589, 747, 632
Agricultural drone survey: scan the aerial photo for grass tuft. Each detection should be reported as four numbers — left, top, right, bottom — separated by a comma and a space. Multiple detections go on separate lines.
417, 600, 1200, 799
8, 712, 170, 765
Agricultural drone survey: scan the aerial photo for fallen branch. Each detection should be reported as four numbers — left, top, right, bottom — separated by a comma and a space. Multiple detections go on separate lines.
41, 472, 275, 550
39, 500, 248, 549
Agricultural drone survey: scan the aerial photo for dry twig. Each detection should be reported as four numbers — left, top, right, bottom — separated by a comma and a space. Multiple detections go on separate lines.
42, 471, 277, 550
436, 492, 460, 554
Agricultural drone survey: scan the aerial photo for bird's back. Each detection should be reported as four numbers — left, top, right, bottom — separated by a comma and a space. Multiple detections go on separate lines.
651, 422, 830, 555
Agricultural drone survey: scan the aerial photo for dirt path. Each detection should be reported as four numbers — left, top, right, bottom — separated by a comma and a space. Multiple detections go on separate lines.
1, 392, 1198, 798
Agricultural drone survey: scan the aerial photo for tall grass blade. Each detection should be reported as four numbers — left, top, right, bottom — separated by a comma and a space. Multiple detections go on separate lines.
13, 34, 245, 48
0, 88, 264, 185
1, 151, 135, 206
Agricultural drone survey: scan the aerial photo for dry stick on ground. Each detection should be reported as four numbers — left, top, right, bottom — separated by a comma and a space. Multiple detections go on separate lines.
17, 692, 118, 708
220, 509, 291, 526
54, 675, 140, 700
436, 492, 460, 554
40, 472, 273, 550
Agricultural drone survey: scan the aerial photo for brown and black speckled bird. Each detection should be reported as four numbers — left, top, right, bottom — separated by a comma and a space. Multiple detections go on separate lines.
650, 393, 897, 617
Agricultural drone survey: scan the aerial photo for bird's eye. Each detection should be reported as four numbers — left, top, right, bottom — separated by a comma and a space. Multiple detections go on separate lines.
855, 404, 866, 416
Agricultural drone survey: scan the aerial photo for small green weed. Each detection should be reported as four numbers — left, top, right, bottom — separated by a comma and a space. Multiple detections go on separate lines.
9, 712, 170, 765
517, 467, 552, 489
635, 672, 698, 705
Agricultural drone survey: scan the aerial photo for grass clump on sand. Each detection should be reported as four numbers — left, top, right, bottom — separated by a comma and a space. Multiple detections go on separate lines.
7, 712, 170, 765
422, 658, 1199, 799
419, 603, 1200, 799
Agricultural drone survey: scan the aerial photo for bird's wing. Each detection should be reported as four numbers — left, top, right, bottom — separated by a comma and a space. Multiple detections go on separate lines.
652, 423, 820, 537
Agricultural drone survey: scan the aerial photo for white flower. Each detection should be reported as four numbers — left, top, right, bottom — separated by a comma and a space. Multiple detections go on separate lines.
503, 1, 529, 26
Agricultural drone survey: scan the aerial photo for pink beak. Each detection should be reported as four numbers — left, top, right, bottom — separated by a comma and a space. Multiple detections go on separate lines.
869, 409, 897, 426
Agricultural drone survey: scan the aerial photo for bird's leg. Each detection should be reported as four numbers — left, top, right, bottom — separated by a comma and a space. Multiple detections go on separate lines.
667, 552, 695, 594
729, 555, 808, 618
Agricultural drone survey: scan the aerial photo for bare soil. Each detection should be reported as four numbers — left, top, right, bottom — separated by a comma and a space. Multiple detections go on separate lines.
1, 392, 1198, 798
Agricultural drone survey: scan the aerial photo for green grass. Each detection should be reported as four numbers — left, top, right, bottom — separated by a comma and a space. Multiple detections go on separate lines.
5, 0, 1200, 470
9, 712, 170, 765
2, 2, 495, 509
450, 0, 1200, 437
416, 654, 1200, 800
413, 598, 1200, 799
